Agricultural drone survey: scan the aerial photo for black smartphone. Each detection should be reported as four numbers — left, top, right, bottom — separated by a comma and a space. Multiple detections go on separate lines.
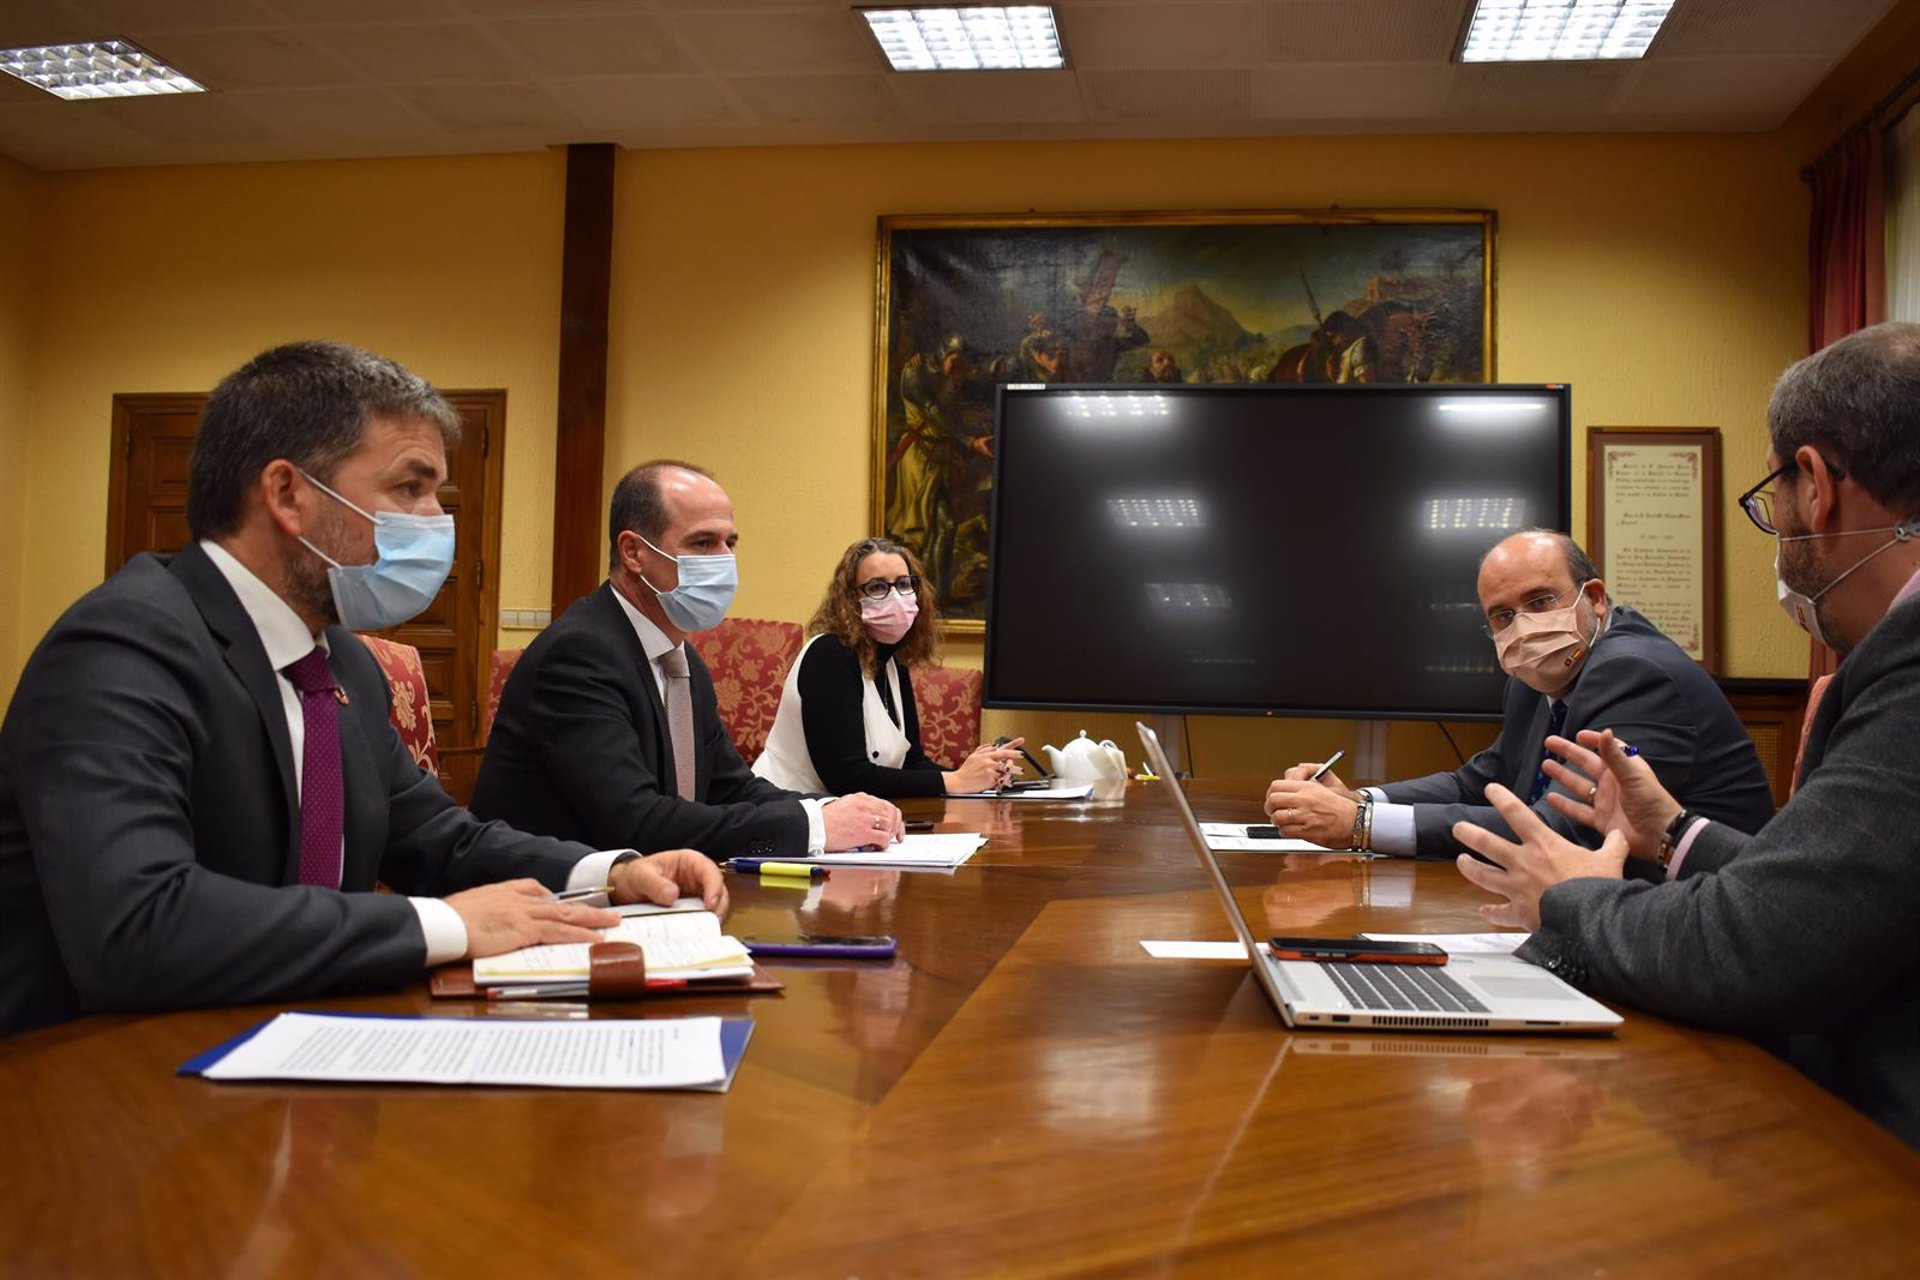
740, 935, 898, 959
1266, 936, 1447, 965
994, 735, 1052, 779
1245, 824, 1281, 839
903, 820, 935, 833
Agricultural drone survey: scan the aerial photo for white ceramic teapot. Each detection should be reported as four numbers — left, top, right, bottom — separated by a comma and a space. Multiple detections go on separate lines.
1043, 731, 1128, 794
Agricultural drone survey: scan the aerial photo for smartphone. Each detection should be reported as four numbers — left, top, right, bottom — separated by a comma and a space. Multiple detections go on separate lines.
740, 935, 898, 959
1266, 936, 1447, 965
903, 820, 935, 833
1244, 824, 1281, 839
994, 735, 1052, 779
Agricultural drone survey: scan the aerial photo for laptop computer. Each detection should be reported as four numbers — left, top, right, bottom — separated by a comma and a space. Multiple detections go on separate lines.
1135, 722, 1621, 1035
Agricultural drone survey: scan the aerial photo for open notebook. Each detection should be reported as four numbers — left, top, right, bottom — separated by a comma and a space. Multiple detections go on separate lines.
473, 904, 754, 987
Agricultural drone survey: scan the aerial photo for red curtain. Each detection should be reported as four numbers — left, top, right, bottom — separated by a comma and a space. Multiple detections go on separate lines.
1802, 128, 1889, 677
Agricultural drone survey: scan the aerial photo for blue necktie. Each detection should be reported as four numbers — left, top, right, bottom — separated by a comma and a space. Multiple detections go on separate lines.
1525, 700, 1569, 804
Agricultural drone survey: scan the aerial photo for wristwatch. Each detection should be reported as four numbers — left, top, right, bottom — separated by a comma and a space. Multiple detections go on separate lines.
1654, 808, 1695, 869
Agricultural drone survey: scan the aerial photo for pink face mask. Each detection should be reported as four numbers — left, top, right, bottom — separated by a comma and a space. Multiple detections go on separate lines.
860, 592, 919, 644
1493, 588, 1597, 696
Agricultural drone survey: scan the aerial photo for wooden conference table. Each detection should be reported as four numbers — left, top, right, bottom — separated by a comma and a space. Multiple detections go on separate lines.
5, 780, 1920, 1278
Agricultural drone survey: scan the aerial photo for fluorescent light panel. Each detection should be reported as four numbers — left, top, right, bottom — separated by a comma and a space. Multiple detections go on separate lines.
0, 39, 203, 99
862, 7, 1064, 72
1459, 0, 1673, 63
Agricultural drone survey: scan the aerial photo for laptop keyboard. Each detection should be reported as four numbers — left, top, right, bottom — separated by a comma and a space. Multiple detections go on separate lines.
1321, 962, 1489, 1015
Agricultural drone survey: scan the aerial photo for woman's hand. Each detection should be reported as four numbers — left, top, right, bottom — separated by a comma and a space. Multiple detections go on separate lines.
944, 739, 1025, 793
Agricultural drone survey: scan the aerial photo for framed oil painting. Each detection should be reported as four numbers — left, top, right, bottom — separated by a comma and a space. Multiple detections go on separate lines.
871, 209, 1496, 631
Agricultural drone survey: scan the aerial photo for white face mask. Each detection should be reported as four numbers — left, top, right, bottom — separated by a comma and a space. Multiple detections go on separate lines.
1774, 519, 1920, 649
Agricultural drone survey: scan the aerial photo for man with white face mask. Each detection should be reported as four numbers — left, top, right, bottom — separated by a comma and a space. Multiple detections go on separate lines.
0, 344, 725, 1039
1265, 529, 1771, 860
1446, 321, 1920, 1147
472, 461, 906, 860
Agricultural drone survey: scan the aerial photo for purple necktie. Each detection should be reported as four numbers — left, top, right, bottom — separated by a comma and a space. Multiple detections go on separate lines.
284, 647, 344, 888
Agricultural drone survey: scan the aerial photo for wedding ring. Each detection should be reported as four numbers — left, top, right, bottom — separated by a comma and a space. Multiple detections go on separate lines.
1587, 784, 1599, 802
872, 815, 886, 830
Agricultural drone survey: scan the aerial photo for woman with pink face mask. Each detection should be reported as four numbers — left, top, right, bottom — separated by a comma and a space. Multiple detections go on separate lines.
753, 537, 1025, 797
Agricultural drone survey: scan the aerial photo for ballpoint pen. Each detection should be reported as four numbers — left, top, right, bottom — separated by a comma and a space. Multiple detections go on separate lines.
1307, 750, 1346, 782
553, 885, 615, 902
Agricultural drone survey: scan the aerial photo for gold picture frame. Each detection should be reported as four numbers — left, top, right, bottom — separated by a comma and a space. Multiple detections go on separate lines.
871, 208, 1497, 632
1587, 426, 1724, 673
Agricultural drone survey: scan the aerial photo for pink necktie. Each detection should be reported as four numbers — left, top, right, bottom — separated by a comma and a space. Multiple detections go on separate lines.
284, 647, 344, 888
658, 646, 697, 801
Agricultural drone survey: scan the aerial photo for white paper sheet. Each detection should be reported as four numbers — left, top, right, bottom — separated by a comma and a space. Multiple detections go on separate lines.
1197, 822, 1346, 853
1359, 932, 1530, 955
1140, 940, 1249, 960
805, 832, 987, 868
946, 783, 1095, 800
201, 1013, 726, 1089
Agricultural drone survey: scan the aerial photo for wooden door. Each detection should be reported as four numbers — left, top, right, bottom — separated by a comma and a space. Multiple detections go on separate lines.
106, 390, 504, 796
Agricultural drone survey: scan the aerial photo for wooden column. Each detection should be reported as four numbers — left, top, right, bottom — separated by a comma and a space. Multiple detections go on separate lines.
551, 142, 616, 614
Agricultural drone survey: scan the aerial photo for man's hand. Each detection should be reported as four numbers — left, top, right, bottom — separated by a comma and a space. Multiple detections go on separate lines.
1452, 783, 1630, 930
611, 849, 728, 915
823, 793, 906, 851
1539, 729, 1682, 861
446, 879, 620, 960
1264, 779, 1358, 848
1278, 762, 1361, 801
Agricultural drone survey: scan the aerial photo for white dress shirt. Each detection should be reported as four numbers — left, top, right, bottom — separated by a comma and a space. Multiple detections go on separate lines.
200, 541, 622, 966
610, 586, 828, 852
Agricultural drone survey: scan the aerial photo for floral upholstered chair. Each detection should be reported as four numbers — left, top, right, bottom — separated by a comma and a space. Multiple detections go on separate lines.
358, 634, 438, 775
911, 665, 983, 770
687, 618, 804, 763
482, 648, 523, 744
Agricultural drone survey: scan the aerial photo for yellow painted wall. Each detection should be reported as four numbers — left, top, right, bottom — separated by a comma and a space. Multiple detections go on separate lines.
607, 133, 1810, 779
0, 154, 43, 710
12, 151, 567, 688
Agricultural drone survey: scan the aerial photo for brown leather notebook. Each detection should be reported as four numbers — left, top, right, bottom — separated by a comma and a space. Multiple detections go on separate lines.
431, 940, 784, 1000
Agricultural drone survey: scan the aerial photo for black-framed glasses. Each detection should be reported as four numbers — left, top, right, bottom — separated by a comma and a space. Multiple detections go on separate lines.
1482, 583, 1584, 638
857, 575, 919, 601
1737, 460, 1794, 536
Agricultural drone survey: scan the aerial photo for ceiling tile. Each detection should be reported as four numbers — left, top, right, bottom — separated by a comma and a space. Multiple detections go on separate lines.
1084, 67, 1252, 119
0, 98, 149, 158
1614, 55, 1836, 119
395, 81, 578, 132
1060, 3, 1255, 70
59, 0, 278, 32
307, 22, 521, 82
728, 74, 900, 124
542, 74, 738, 128
892, 69, 1086, 123
1445, 62, 1629, 116
141, 29, 359, 90
1264, 0, 1468, 62
1256, 62, 1452, 120
458, 0, 658, 15
259, 0, 459, 19
87, 91, 285, 142
0, 1, 104, 48
225, 86, 435, 138
1656, 0, 1896, 59
669, 10, 878, 74
0, 72, 43, 104
484, 14, 696, 76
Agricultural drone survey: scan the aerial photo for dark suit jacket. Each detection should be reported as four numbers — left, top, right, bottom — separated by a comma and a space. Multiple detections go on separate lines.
469, 583, 806, 858
0, 543, 593, 1039
1522, 591, 1920, 1147
1378, 606, 1774, 856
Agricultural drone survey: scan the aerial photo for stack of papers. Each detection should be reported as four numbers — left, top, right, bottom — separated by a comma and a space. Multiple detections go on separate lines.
182, 1012, 751, 1091
947, 782, 1094, 801
1197, 822, 1347, 854
805, 831, 987, 868
474, 908, 753, 987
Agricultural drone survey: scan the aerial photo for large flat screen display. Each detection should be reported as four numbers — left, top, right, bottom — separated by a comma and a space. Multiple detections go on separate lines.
984, 384, 1572, 720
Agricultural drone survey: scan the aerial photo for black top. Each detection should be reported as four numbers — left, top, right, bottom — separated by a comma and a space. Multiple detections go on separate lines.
796, 635, 946, 799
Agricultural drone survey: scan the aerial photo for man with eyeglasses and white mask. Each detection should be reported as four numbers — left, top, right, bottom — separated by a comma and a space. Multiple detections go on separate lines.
1264, 527, 1772, 861
472, 461, 905, 861
0, 343, 725, 1039
1448, 321, 1920, 1147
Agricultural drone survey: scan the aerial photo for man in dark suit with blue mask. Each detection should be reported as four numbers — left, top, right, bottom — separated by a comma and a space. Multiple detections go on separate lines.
0, 342, 724, 1038
471, 460, 906, 860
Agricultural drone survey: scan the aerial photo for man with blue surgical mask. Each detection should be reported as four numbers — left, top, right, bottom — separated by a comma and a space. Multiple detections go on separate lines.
472, 461, 905, 860
0, 342, 725, 1039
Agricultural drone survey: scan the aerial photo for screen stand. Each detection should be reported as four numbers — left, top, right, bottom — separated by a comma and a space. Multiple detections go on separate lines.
1349, 720, 1389, 786
1148, 714, 1189, 778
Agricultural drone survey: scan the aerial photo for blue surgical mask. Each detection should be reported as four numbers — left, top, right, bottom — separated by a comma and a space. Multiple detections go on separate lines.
298, 470, 456, 631
637, 533, 738, 633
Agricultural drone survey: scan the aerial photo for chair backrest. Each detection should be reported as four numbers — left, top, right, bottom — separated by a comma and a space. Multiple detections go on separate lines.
482, 647, 524, 745
1791, 672, 1834, 797
687, 618, 805, 762
911, 664, 984, 770
359, 634, 438, 774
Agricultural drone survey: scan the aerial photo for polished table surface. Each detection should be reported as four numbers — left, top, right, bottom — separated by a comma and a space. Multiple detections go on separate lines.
7, 779, 1920, 1277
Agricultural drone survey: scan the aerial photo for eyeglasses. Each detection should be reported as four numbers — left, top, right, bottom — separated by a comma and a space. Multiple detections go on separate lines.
857, 575, 919, 601
1737, 460, 1794, 536
1482, 583, 1583, 638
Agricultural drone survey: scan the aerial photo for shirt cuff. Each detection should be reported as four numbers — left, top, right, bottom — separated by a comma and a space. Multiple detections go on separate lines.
1363, 787, 1387, 802
567, 848, 634, 904
1367, 801, 1417, 855
409, 896, 469, 967
1665, 817, 1710, 881
801, 797, 827, 855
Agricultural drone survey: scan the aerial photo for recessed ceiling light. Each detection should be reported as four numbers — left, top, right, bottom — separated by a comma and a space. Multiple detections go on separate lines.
0, 39, 204, 100
860, 6, 1065, 73
1459, 0, 1674, 63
